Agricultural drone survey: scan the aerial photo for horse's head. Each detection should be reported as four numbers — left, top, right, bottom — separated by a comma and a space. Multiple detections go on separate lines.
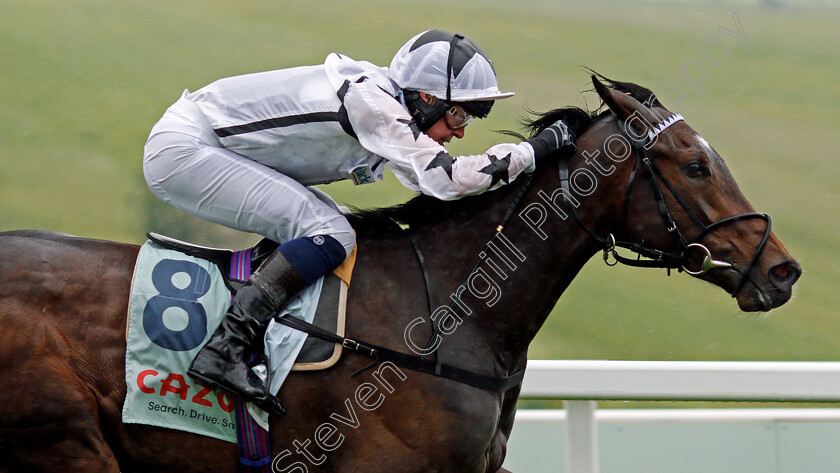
559, 75, 800, 312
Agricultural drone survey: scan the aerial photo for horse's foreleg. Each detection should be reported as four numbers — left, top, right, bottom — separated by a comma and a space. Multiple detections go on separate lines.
485, 380, 522, 473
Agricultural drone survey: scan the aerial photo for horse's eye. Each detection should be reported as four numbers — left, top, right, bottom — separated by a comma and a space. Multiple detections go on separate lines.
684, 162, 708, 178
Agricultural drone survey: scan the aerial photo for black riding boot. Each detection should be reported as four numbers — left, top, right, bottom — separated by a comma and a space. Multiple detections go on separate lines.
187, 250, 307, 416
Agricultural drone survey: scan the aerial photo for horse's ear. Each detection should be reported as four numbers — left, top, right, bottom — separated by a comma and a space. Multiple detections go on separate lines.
592, 75, 663, 133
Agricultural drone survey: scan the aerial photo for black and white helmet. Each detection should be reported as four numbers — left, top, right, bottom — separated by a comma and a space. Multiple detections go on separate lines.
390, 30, 514, 129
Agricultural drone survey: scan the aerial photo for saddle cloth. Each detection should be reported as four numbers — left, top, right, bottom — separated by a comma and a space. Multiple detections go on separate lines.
122, 237, 354, 442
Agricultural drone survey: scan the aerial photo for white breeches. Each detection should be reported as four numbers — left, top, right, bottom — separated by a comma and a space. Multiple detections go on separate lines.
142, 95, 355, 258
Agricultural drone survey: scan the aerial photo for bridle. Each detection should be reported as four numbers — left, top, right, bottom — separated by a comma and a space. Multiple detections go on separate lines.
557, 111, 773, 297
413, 110, 773, 372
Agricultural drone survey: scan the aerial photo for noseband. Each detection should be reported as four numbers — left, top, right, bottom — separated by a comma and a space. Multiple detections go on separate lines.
557, 113, 773, 297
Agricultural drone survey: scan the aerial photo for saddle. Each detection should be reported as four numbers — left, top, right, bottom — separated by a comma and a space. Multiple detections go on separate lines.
145, 232, 349, 370
146, 232, 274, 293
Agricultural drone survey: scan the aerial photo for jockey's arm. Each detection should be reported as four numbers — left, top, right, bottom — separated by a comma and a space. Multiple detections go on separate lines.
343, 79, 536, 201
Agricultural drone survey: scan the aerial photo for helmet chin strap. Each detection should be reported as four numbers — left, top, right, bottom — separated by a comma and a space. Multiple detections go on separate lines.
403, 90, 449, 131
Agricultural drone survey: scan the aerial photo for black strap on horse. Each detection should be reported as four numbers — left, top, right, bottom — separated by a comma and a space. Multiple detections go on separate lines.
273, 313, 525, 392
557, 112, 773, 297
273, 174, 537, 393
414, 173, 536, 368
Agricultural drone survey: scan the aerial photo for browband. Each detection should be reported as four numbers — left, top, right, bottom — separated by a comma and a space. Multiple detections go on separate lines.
647, 113, 684, 142
617, 113, 684, 150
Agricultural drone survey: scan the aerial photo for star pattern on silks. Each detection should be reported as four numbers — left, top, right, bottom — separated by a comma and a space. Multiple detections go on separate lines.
479, 153, 512, 188
425, 151, 457, 180
397, 118, 423, 141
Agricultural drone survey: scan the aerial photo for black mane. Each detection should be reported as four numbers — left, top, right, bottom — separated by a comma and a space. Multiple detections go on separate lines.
345, 191, 498, 237
347, 72, 664, 236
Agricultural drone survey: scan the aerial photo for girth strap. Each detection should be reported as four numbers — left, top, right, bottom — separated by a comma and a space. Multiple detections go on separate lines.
274, 314, 525, 392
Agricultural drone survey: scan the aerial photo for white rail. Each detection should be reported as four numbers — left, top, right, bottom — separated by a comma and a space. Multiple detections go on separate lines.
517, 360, 840, 473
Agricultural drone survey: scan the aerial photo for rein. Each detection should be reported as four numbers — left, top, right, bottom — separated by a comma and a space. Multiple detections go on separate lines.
558, 113, 773, 296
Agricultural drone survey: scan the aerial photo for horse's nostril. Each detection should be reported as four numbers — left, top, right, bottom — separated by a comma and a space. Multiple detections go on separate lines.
769, 261, 802, 291
772, 264, 790, 280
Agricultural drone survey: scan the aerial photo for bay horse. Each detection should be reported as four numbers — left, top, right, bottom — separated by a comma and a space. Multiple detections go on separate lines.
0, 76, 800, 472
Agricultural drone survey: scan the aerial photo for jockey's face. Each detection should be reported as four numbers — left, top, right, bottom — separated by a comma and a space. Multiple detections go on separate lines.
425, 115, 466, 145
419, 93, 466, 145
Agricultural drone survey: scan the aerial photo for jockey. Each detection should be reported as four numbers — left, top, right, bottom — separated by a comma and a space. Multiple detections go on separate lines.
142, 29, 575, 414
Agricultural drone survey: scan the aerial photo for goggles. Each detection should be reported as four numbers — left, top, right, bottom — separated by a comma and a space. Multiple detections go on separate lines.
443, 104, 476, 130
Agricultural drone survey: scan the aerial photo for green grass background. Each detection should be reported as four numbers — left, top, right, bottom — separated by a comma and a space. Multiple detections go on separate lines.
2, 0, 839, 378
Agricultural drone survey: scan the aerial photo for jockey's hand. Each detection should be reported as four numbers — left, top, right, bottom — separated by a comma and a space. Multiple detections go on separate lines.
527, 119, 577, 165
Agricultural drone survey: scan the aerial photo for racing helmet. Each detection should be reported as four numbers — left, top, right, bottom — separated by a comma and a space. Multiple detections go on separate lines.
390, 30, 514, 130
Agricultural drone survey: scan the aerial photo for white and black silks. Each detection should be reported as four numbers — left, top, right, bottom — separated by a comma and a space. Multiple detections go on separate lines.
143, 53, 536, 255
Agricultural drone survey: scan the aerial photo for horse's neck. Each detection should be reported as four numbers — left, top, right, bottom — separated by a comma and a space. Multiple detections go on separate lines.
411, 176, 604, 372
401, 119, 625, 372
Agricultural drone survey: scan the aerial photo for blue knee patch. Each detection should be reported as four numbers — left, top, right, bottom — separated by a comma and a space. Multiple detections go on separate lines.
276, 235, 347, 285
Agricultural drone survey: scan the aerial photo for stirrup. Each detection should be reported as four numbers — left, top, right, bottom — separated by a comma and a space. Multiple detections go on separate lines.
235, 364, 286, 417
250, 356, 286, 417
253, 394, 286, 417
189, 367, 285, 417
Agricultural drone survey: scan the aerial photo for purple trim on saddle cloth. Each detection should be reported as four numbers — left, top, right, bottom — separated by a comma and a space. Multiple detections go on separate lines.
236, 402, 271, 469
231, 248, 252, 283
230, 249, 272, 472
